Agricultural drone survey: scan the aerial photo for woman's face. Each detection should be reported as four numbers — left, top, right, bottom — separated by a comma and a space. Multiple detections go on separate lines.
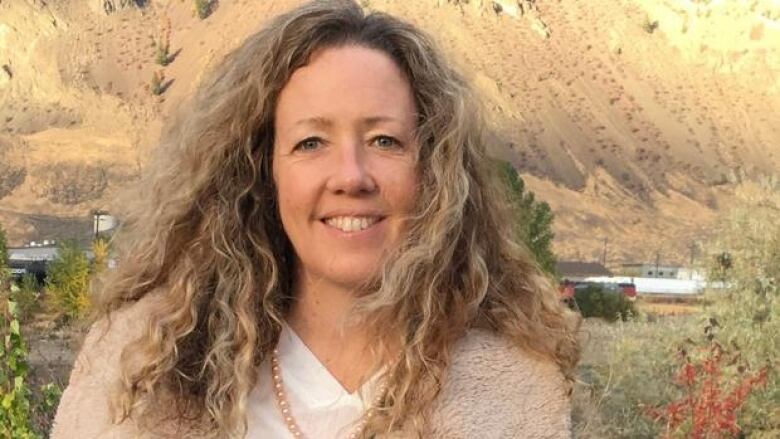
272, 45, 419, 291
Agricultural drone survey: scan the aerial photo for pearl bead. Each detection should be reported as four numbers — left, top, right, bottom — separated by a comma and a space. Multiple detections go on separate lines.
270, 350, 387, 439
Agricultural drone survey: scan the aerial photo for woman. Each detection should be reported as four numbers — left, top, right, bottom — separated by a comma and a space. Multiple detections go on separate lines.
53, 0, 579, 437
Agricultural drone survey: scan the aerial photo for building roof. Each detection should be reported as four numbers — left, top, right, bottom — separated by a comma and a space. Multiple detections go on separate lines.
7, 246, 59, 261
556, 261, 613, 278
620, 262, 682, 269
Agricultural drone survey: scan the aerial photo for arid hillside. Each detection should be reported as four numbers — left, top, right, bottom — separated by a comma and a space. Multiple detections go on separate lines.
1, 0, 778, 265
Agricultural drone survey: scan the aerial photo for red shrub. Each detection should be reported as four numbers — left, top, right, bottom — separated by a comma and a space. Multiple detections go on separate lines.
644, 340, 769, 438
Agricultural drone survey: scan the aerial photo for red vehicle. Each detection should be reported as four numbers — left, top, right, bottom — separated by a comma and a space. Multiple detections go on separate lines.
618, 282, 637, 300
559, 280, 576, 305
559, 280, 637, 301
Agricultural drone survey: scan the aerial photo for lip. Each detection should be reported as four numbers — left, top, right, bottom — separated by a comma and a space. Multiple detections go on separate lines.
318, 210, 387, 220
318, 216, 386, 237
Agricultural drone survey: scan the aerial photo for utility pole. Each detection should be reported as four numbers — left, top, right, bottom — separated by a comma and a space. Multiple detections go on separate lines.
655, 251, 660, 278
602, 237, 608, 266
92, 209, 109, 240
93, 211, 100, 240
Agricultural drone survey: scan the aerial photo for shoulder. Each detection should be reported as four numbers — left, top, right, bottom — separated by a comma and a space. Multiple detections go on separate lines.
428, 329, 572, 439
449, 328, 566, 387
69, 295, 157, 381
51, 295, 159, 438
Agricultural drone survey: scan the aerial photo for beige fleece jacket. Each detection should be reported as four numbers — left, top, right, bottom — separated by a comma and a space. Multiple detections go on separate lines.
52, 298, 572, 438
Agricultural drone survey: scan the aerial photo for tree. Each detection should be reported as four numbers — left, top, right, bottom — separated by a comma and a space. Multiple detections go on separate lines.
498, 161, 557, 274
90, 237, 110, 275
46, 241, 90, 320
0, 223, 8, 275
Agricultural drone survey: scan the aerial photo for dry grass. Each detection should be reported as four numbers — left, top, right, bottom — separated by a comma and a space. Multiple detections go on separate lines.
635, 296, 704, 316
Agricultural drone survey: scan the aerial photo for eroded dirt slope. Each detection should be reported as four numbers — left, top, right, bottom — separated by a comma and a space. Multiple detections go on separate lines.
1, 0, 778, 264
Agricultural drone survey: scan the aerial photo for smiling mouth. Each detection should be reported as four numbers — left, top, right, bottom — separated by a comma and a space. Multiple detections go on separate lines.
322, 215, 383, 233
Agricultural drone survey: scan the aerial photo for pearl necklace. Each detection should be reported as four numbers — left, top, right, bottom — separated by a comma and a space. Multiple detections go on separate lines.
270, 348, 388, 439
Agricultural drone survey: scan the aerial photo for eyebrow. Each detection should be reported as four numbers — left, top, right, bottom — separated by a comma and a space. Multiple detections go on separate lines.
292, 116, 402, 129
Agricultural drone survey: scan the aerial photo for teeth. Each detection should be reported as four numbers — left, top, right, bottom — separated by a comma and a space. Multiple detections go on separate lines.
325, 216, 379, 233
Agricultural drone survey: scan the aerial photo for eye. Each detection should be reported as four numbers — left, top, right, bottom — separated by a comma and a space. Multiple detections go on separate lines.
372, 135, 402, 150
294, 137, 323, 152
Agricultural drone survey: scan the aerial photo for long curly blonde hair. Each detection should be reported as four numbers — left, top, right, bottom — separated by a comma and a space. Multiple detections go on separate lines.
95, 0, 580, 437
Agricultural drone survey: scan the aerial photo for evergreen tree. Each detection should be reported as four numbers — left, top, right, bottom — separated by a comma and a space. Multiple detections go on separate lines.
498, 161, 557, 274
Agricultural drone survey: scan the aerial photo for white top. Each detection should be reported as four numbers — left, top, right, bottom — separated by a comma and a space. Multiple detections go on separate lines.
246, 324, 383, 438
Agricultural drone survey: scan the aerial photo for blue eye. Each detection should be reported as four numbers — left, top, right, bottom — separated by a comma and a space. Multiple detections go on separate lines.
295, 137, 322, 151
373, 135, 401, 149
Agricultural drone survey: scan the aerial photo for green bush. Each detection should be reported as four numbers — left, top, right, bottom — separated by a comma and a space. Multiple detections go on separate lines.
154, 17, 171, 66
46, 241, 90, 321
29, 382, 62, 438
0, 224, 8, 270
154, 41, 170, 66
0, 298, 36, 438
149, 70, 165, 96
193, 0, 211, 19
11, 274, 39, 322
574, 285, 636, 321
0, 224, 50, 438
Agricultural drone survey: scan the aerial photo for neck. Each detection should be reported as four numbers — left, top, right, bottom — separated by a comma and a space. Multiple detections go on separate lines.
285, 271, 381, 393
287, 276, 362, 341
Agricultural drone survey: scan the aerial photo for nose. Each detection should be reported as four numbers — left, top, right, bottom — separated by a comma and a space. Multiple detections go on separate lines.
326, 140, 377, 195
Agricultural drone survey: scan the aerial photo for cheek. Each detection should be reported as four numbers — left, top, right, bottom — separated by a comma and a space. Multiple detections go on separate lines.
383, 164, 419, 212
273, 168, 311, 226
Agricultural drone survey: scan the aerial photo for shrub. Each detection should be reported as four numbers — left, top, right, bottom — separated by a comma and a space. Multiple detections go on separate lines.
574, 285, 636, 321
643, 16, 659, 33
11, 274, 39, 322
29, 382, 62, 438
0, 225, 52, 438
35, 163, 108, 205
91, 237, 110, 274
0, 298, 36, 438
0, 224, 7, 270
0, 163, 25, 200
154, 16, 171, 66
193, 0, 211, 19
573, 182, 778, 438
46, 241, 90, 321
644, 334, 769, 438
150, 70, 165, 96
0, 290, 61, 438
697, 182, 780, 434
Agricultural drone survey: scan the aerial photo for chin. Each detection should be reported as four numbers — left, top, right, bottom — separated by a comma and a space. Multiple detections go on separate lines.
321, 262, 382, 290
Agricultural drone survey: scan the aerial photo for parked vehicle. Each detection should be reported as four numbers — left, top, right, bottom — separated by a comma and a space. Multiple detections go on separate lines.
559, 280, 637, 301
618, 282, 637, 300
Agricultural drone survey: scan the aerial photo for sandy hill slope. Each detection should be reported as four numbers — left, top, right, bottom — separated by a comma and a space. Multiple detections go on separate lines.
1, 0, 778, 266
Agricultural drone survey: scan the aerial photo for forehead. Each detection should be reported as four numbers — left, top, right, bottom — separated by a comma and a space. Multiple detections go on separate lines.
274, 45, 417, 128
